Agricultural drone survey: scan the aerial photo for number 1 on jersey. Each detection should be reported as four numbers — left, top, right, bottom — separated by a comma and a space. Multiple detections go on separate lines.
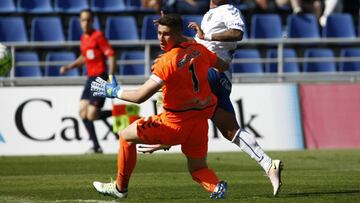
189, 63, 199, 92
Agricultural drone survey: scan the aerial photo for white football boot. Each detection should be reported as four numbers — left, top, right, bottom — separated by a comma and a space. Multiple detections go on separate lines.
93, 181, 128, 198
267, 160, 283, 196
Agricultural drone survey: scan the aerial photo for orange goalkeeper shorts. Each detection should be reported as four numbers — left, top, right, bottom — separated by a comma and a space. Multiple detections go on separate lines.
136, 112, 209, 158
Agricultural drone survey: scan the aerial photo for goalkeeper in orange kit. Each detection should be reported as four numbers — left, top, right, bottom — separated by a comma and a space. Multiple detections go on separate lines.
90, 13, 229, 199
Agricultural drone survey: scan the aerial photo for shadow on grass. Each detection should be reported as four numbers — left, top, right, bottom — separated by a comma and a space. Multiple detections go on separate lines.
284, 190, 360, 197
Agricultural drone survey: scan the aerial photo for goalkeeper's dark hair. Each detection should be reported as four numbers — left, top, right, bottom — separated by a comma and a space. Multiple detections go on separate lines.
157, 13, 183, 33
80, 9, 94, 20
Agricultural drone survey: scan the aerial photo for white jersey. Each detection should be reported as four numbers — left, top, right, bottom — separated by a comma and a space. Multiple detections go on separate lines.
195, 4, 244, 63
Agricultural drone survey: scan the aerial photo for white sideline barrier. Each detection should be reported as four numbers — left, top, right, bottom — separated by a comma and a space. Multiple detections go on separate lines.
0, 84, 303, 156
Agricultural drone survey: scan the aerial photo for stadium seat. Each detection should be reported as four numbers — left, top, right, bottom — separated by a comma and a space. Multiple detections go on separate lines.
125, 0, 141, 8
90, 0, 126, 13
183, 15, 203, 37
45, 52, 79, 76
251, 14, 282, 39
287, 14, 320, 38
125, 0, 155, 12
141, 15, 160, 40
232, 49, 263, 73
339, 48, 360, 71
105, 16, 139, 40
17, 0, 53, 13
68, 16, 100, 41
323, 13, 356, 38
31, 17, 65, 42
0, 17, 28, 42
119, 51, 145, 75
54, 0, 89, 14
0, 0, 16, 13
15, 52, 42, 77
265, 49, 300, 73
303, 48, 336, 72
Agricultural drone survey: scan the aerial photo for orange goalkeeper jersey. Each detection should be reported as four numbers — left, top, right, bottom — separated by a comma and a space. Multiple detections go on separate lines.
151, 41, 218, 121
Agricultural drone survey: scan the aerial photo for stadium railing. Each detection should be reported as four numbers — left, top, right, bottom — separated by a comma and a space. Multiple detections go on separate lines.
2, 37, 360, 86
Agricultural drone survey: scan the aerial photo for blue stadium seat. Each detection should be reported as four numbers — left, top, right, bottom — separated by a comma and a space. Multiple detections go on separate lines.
31, 17, 65, 42
323, 13, 356, 38
231, 0, 251, 11
0, 17, 28, 42
232, 49, 263, 73
54, 0, 89, 14
339, 48, 360, 71
125, 0, 155, 12
15, 52, 42, 77
68, 16, 100, 41
287, 14, 320, 38
183, 15, 203, 37
303, 48, 336, 72
126, 0, 141, 8
45, 52, 79, 77
265, 49, 299, 73
119, 51, 145, 75
17, 0, 53, 13
90, 0, 126, 12
141, 15, 160, 40
0, 0, 16, 13
105, 16, 139, 40
251, 14, 282, 39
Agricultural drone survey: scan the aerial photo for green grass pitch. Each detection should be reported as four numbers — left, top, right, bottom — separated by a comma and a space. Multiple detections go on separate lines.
0, 149, 359, 203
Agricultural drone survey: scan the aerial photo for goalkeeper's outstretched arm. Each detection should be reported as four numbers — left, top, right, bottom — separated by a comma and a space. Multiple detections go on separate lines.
90, 75, 162, 104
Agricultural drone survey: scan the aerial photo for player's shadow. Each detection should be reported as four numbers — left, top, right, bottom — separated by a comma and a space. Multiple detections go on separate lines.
284, 189, 360, 197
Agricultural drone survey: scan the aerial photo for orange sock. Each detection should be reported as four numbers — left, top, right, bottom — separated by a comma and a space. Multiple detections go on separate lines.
191, 168, 219, 193
116, 135, 137, 191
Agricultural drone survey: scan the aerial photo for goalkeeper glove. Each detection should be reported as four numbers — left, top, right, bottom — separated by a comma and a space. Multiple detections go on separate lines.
91, 75, 121, 98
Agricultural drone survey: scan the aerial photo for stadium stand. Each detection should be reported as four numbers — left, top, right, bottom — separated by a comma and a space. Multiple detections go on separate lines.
0, 17, 28, 42
141, 15, 160, 40
303, 48, 336, 72
1, 4, 360, 81
90, 0, 126, 13
17, 0, 53, 14
287, 14, 320, 38
232, 49, 263, 73
119, 51, 145, 75
265, 48, 300, 73
15, 52, 42, 77
339, 48, 360, 71
105, 16, 139, 40
31, 17, 65, 42
45, 52, 79, 76
323, 13, 356, 38
183, 15, 203, 37
250, 14, 282, 39
67, 16, 100, 41
54, 0, 89, 14
0, 0, 16, 13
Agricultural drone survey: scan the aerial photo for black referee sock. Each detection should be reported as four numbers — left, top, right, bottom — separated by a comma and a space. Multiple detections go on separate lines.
99, 110, 112, 120
83, 119, 101, 150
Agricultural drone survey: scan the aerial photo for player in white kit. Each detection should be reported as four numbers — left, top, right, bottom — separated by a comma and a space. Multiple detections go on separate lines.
139, 0, 283, 196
